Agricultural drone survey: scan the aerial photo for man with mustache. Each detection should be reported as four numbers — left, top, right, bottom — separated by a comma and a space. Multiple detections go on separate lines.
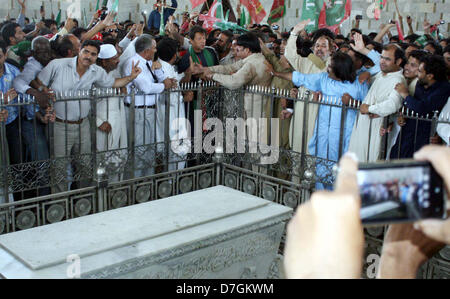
284, 19, 333, 182
390, 55, 450, 159
382, 50, 427, 158
213, 30, 235, 66
36, 40, 142, 193
348, 44, 407, 162
12, 36, 55, 197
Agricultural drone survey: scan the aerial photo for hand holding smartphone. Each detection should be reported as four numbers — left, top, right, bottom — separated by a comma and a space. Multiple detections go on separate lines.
358, 160, 446, 225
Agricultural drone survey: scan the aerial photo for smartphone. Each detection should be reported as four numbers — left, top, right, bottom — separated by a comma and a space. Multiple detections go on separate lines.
358, 160, 446, 225
356, 15, 363, 20
272, 25, 279, 31
440, 20, 445, 25
40, 5, 44, 12
389, 19, 396, 24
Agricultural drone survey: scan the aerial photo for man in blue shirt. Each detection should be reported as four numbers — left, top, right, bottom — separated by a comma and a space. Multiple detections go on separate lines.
0, 41, 22, 200
148, 0, 178, 33
270, 52, 369, 189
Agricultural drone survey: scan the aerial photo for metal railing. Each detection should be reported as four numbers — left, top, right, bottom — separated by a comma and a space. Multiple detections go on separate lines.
0, 82, 449, 278
0, 83, 449, 200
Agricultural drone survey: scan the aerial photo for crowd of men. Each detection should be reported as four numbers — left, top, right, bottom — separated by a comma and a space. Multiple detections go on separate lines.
0, 0, 449, 200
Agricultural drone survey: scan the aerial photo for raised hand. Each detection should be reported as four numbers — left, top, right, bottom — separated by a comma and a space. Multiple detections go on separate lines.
423, 19, 431, 30
65, 18, 76, 31
92, 10, 101, 21
136, 23, 144, 36
126, 24, 137, 39
406, 15, 412, 26
350, 32, 368, 54
102, 11, 117, 27
130, 60, 142, 79
17, 0, 26, 10
293, 19, 310, 35
36, 21, 45, 31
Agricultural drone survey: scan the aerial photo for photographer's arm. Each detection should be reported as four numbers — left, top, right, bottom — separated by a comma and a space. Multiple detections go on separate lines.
284, 153, 364, 278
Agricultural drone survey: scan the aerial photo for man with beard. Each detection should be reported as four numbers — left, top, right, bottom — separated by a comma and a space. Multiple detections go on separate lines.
382, 50, 427, 158
37, 40, 142, 193
390, 55, 450, 159
284, 21, 333, 138
284, 19, 333, 183
213, 30, 234, 65
1, 22, 26, 67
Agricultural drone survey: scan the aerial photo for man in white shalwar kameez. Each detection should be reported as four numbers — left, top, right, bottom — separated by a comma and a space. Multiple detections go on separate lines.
349, 44, 407, 162
96, 44, 128, 181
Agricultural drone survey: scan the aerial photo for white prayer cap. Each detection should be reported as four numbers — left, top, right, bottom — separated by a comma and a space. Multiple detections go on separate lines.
98, 44, 117, 59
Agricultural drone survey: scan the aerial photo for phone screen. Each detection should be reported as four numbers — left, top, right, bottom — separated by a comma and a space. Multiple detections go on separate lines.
358, 161, 445, 224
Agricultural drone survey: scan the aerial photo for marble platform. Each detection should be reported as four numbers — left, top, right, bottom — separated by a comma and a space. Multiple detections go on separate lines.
0, 186, 292, 279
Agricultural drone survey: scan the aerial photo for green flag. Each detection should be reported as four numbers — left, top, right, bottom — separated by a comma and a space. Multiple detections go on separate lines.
159, 6, 165, 36
95, 0, 100, 11
240, 6, 250, 27
216, 0, 224, 20
108, 0, 119, 13
225, 9, 229, 21
55, 9, 61, 26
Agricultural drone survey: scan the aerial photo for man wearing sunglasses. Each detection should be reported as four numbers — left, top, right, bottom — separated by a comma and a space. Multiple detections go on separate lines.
104, 24, 119, 39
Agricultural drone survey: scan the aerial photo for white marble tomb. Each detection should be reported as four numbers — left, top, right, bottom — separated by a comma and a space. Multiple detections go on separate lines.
0, 186, 292, 279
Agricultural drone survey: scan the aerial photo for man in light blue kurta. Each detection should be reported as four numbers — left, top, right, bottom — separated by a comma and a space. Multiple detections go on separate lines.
293, 71, 368, 189
272, 52, 368, 190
